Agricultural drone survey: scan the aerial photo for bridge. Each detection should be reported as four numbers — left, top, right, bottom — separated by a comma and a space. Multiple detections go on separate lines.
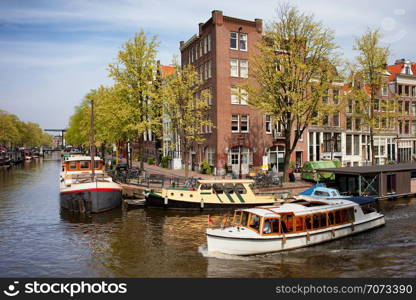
44, 129, 67, 148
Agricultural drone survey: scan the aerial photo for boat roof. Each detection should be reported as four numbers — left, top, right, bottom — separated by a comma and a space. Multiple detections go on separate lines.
238, 199, 357, 218
299, 184, 338, 196
317, 162, 416, 175
64, 156, 102, 162
198, 179, 254, 184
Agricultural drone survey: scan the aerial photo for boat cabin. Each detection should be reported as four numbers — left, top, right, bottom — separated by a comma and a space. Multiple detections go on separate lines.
62, 156, 103, 173
231, 201, 356, 236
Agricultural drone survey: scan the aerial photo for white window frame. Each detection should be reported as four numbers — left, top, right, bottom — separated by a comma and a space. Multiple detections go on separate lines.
230, 59, 239, 77
240, 115, 249, 133
239, 33, 248, 51
207, 34, 211, 52
230, 32, 238, 50
231, 87, 239, 104
265, 115, 272, 134
231, 114, 239, 132
240, 60, 248, 78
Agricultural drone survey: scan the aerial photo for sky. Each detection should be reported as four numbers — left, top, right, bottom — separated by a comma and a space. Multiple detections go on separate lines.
0, 0, 415, 129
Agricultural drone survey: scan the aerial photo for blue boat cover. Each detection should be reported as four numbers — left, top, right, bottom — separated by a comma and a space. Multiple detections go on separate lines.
299, 183, 326, 196
341, 196, 376, 205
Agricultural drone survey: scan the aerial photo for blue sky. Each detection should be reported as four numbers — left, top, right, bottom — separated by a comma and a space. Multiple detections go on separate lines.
0, 0, 415, 129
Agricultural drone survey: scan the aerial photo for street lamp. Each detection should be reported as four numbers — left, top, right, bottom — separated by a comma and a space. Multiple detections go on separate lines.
237, 135, 245, 179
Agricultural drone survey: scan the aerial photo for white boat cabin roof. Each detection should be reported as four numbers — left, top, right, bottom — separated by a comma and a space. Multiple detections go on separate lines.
198, 179, 254, 184
239, 199, 356, 218
64, 156, 102, 162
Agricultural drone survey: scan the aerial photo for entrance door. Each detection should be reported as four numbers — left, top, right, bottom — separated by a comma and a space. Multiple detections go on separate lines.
295, 151, 302, 168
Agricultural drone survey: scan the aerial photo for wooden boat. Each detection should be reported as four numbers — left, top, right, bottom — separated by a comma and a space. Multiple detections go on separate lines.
144, 179, 285, 210
206, 197, 385, 255
60, 156, 122, 213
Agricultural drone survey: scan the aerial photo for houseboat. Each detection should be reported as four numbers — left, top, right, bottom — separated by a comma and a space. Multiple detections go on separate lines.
60, 156, 122, 213
144, 179, 285, 210
206, 198, 385, 255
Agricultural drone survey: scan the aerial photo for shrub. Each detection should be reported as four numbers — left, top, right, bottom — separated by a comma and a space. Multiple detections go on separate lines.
147, 156, 155, 165
200, 160, 212, 175
161, 156, 170, 168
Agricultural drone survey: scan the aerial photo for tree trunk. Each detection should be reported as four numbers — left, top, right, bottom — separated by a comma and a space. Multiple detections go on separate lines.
370, 127, 375, 166
183, 150, 189, 179
282, 137, 292, 183
140, 136, 145, 170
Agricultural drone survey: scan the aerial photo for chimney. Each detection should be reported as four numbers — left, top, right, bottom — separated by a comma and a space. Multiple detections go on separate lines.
255, 18, 263, 33
212, 10, 223, 26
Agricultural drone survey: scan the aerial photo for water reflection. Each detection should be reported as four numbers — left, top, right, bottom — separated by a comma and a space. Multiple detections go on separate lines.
0, 156, 415, 277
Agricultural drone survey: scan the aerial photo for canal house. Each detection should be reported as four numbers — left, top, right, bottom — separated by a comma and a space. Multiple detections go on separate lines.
318, 163, 416, 199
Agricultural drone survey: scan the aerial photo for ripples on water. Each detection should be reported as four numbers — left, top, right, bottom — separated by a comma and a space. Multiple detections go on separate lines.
0, 156, 415, 277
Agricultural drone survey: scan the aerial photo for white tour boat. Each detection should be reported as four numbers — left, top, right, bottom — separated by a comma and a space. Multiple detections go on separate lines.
60, 155, 122, 213
206, 197, 385, 255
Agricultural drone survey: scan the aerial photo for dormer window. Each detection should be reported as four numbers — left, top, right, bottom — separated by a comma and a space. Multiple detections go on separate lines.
405, 65, 411, 75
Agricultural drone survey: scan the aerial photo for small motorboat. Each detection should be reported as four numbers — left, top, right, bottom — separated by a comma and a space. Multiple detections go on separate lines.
60, 156, 122, 213
206, 197, 385, 255
144, 179, 285, 210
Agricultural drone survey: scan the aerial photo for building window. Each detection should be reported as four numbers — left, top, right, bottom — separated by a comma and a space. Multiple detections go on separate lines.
333, 113, 339, 127
207, 60, 211, 78
239, 33, 247, 51
323, 133, 332, 152
230, 32, 238, 50
231, 114, 239, 132
322, 115, 329, 126
334, 133, 341, 152
265, 115, 272, 134
333, 89, 339, 104
207, 34, 211, 52
382, 85, 388, 96
346, 134, 352, 155
230, 59, 238, 77
354, 135, 360, 156
231, 87, 248, 105
355, 118, 361, 131
230, 32, 248, 51
240, 60, 248, 78
205, 147, 215, 166
240, 115, 249, 132
346, 117, 352, 130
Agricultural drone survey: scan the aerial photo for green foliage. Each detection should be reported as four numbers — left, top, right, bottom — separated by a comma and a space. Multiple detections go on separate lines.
0, 109, 52, 147
242, 3, 340, 182
161, 156, 170, 168
200, 160, 212, 175
147, 156, 155, 165
161, 61, 213, 178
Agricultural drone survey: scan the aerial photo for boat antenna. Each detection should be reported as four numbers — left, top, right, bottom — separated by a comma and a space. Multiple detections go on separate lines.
90, 98, 95, 180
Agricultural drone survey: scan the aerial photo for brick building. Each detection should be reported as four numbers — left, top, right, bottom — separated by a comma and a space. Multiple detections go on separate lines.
179, 10, 307, 176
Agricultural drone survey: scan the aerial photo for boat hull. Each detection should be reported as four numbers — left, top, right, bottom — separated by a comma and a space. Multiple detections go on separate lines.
207, 214, 385, 255
145, 193, 280, 210
60, 185, 122, 213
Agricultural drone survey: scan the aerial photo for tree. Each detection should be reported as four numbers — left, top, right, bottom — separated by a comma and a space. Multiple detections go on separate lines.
243, 3, 340, 182
352, 28, 391, 165
108, 30, 161, 168
161, 63, 212, 178
0, 110, 19, 146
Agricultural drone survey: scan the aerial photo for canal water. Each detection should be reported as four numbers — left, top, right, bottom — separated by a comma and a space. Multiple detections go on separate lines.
0, 156, 415, 277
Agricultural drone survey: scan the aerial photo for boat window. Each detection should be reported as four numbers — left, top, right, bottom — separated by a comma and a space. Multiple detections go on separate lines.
340, 209, 349, 223
320, 213, 327, 227
233, 211, 242, 224
331, 191, 338, 197
213, 184, 224, 194
281, 215, 294, 233
262, 218, 280, 235
335, 210, 341, 224
240, 211, 249, 226
80, 161, 90, 169
224, 183, 234, 194
314, 190, 330, 196
328, 212, 334, 225
234, 183, 247, 194
200, 184, 212, 190
69, 162, 77, 170
294, 217, 304, 232
347, 208, 355, 222
248, 214, 260, 232
94, 161, 100, 169
313, 215, 320, 229
305, 215, 312, 230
